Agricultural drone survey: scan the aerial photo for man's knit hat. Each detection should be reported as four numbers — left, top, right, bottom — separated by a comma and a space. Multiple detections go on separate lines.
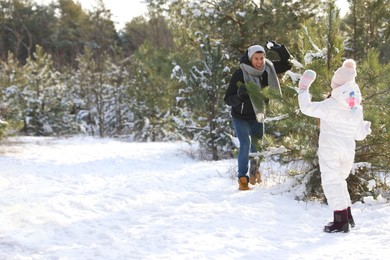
247, 45, 265, 60
331, 59, 357, 89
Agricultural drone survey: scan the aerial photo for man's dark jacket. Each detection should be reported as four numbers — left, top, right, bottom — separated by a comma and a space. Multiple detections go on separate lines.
224, 48, 292, 121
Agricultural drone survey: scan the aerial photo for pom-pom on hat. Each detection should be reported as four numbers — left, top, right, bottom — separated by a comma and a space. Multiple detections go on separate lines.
331, 59, 357, 89
247, 45, 265, 60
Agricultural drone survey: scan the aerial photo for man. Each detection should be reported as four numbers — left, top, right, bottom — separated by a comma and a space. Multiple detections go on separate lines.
224, 42, 292, 190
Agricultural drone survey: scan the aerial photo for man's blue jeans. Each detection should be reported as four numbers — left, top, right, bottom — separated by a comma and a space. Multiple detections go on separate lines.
232, 118, 264, 179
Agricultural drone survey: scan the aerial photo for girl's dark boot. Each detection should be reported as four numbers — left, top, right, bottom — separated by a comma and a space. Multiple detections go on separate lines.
324, 209, 350, 233
348, 206, 355, 228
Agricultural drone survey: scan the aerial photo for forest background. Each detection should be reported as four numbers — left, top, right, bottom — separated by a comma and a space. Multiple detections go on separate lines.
0, 0, 389, 202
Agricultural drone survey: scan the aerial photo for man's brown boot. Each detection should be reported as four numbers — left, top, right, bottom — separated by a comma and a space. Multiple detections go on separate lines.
255, 171, 262, 184
249, 174, 256, 185
250, 171, 261, 185
238, 176, 250, 190
249, 159, 261, 185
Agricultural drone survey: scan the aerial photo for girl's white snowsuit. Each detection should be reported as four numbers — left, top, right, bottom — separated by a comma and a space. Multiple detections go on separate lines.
298, 81, 371, 211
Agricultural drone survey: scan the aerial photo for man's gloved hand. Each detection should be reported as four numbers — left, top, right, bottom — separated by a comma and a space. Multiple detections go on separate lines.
266, 40, 283, 50
237, 86, 249, 101
266, 40, 291, 61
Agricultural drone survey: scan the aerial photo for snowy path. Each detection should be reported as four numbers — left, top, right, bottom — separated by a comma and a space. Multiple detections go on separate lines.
0, 137, 389, 259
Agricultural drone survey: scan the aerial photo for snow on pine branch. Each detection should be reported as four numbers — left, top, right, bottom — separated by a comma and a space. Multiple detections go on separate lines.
230, 135, 288, 159
264, 112, 294, 123
303, 26, 327, 64
351, 162, 372, 174
249, 146, 288, 159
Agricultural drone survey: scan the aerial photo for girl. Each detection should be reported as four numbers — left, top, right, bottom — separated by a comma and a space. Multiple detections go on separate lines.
298, 59, 371, 233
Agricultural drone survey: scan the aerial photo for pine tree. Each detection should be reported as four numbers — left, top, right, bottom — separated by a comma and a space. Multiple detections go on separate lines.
128, 42, 178, 142
172, 34, 232, 160
346, 49, 390, 202
73, 47, 120, 137
255, 1, 347, 201
344, 0, 390, 63
261, 1, 390, 202
0, 53, 25, 137
2, 46, 66, 135
165, 0, 318, 61
0, 101, 13, 139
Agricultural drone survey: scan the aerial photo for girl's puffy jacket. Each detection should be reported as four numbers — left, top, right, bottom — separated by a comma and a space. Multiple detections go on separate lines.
298, 81, 371, 152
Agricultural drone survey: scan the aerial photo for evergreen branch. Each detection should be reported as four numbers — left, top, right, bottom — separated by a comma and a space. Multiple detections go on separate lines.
244, 81, 268, 113
361, 69, 390, 89
364, 85, 390, 101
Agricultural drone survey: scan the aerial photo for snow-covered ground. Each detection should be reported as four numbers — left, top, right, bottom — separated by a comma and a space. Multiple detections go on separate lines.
0, 137, 389, 260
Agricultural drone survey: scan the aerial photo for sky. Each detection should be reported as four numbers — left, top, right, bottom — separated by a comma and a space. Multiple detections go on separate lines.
0, 136, 389, 259
37, 0, 148, 30
36, 0, 350, 30
336, 0, 349, 16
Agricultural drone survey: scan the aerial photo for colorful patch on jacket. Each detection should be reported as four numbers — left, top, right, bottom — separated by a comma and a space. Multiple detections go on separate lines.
346, 91, 361, 110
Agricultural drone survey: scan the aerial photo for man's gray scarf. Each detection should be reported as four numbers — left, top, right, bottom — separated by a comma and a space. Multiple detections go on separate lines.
240, 59, 282, 122
240, 59, 282, 97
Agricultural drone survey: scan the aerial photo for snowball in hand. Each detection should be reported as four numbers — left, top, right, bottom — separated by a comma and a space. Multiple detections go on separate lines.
266, 41, 274, 49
